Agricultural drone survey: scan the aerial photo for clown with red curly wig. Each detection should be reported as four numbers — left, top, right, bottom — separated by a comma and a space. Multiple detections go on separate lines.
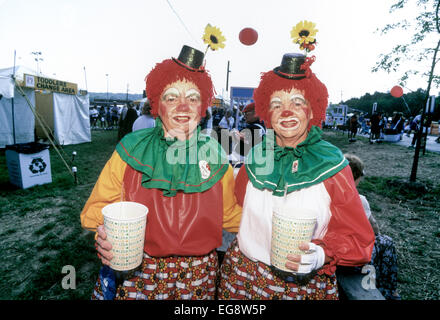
81, 39, 242, 300
218, 23, 375, 300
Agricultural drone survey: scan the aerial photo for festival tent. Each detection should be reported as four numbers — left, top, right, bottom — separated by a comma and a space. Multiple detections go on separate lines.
0, 65, 35, 148
0, 66, 91, 148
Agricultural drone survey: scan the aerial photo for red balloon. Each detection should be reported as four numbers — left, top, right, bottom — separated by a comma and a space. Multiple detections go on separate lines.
390, 85, 403, 98
239, 28, 258, 46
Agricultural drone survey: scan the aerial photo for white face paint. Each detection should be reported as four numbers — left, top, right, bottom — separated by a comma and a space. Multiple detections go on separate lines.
162, 87, 201, 107
159, 80, 202, 141
269, 88, 313, 148
290, 94, 306, 106
162, 87, 180, 99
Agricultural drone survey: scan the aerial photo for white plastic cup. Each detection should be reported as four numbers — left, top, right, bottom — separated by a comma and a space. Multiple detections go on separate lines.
270, 207, 317, 272
102, 201, 148, 271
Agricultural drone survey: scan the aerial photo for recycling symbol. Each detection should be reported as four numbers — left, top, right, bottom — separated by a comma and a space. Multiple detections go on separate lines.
28, 157, 47, 174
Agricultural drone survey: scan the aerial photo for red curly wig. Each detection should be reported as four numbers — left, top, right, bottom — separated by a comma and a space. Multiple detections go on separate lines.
253, 70, 328, 130
145, 59, 214, 118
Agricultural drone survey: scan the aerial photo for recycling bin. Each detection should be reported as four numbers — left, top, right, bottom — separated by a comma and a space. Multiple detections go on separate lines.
5, 142, 52, 189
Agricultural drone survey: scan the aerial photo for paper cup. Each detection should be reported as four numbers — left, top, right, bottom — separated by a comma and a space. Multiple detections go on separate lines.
270, 208, 317, 272
102, 201, 148, 271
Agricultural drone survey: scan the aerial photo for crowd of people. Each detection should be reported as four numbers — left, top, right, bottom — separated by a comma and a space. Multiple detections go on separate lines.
89, 101, 156, 141
89, 104, 122, 130
80, 42, 401, 301
335, 111, 435, 147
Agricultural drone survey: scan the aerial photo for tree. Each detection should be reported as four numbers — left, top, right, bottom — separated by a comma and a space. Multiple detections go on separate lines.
372, 0, 440, 182
373, 0, 440, 90
343, 89, 426, 117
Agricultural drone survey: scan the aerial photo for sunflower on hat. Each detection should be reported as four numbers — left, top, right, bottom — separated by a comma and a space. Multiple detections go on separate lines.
203, 24, 226, 51
291, 20, 318, 52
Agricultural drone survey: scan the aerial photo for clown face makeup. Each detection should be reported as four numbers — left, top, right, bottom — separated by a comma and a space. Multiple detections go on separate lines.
269, 88, 313, 148
159, 80, 202, 140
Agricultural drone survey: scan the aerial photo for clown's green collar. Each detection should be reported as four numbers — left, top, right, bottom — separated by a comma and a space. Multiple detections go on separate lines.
116, 118, 229, 197
245, 125, 348, 196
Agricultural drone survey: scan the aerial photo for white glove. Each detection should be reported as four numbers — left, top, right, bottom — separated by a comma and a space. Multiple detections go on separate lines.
297, 242, 325, 274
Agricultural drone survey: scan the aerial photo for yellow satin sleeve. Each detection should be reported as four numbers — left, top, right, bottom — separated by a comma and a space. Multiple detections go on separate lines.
80, 151, 127, 237
221, 166, 242, 233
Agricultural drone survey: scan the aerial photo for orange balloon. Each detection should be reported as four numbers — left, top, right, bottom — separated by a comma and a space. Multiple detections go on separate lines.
239, 28, 258, 46
390, 85, 403, 98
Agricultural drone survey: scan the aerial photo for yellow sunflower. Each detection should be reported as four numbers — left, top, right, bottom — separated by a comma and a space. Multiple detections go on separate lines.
291, 20, 318, 46
202, 24, 226, 51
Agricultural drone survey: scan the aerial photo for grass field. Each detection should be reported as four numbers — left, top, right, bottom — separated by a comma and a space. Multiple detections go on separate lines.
0, 128, 439, 300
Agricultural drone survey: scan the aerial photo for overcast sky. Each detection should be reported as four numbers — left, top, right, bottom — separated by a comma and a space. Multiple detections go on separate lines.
0, 0, 433, 104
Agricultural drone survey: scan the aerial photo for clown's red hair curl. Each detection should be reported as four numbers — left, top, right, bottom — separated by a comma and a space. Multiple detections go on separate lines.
145, 59, 214, 117
253, 71, 328, 130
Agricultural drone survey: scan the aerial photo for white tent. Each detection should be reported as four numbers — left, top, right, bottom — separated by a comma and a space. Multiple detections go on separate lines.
0, 66, 91, 148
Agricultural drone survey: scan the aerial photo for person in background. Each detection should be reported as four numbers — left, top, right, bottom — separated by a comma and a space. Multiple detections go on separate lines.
117, 106, 138, 141
120, 104, 128, 123
98, 106, 107, 129
111, 104, 119, 127
232, 102, 266, 157
132, 99, 155, 131
219, 109, 235, 131
358, 113, 366, 134
218, 109, 235, 155
348, 113, 359, 142
81, 44, 241, 300
200, 106, 213, 136
212, 108, 224, 128
90, 106, 99, 129
105, 106, 113, 130
390, 112, 404, 140
370, 112, 382, 143
344, 153, 400, 300
409, 114, 421, 148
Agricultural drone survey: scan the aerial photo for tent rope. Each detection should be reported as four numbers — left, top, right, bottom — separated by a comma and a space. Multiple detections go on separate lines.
14, 83, 76, 181
29, 103, 73, 167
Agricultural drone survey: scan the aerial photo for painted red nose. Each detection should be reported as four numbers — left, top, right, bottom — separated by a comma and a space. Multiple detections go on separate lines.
176, 103, 190, 112
281, 110, 293, 118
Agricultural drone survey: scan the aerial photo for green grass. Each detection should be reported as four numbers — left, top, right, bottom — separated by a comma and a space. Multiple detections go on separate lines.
0, 128, 439, 300
322, 130, 440, 300
0, 129, 118, 300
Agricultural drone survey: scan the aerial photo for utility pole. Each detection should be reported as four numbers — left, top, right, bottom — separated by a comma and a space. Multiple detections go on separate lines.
83, 66, 88, 92
106, 74, 109, 106
12, 50, 17, 144
226, 61, 231, 93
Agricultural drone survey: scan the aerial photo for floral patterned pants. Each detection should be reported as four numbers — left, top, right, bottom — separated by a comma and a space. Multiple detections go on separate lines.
91, 251, 218, 300
217, 239, 338, 300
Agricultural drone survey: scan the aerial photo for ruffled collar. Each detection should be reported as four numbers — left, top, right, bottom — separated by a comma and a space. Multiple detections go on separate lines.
116, 118, 229, 197
271, 125, 322, 160
245, 126, 347, 196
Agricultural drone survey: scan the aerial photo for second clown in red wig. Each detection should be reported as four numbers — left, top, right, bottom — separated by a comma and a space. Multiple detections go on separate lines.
253, 54, 328, 131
